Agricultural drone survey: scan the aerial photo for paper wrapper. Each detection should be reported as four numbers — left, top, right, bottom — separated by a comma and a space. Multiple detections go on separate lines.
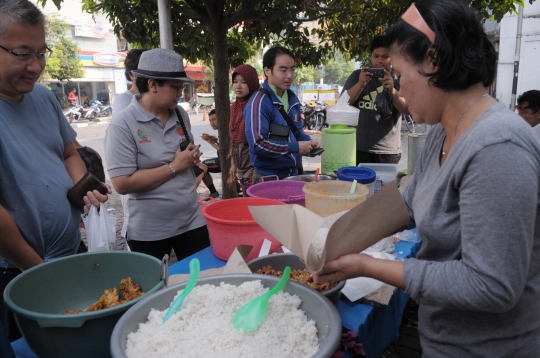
249, 181, 410, 273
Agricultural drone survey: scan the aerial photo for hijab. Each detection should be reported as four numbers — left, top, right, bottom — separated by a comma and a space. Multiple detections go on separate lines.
229, 64, 260, 143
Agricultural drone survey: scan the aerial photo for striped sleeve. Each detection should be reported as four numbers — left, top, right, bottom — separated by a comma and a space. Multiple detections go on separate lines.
245, 92, 291, 158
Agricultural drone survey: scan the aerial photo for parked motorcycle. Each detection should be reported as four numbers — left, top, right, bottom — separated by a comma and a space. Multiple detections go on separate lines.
301, 100, 327, 131
92, 99, 112, 117
63, 106, 81, 123
63, 104, 99, 123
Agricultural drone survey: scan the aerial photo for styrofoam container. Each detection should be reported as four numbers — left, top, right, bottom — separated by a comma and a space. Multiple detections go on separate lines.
358, 163, 399, 188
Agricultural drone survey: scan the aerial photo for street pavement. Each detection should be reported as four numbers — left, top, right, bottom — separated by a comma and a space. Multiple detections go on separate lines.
74, 111, 415, 261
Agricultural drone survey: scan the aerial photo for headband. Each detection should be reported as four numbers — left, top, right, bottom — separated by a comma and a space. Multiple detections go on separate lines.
402, 3, 436, 44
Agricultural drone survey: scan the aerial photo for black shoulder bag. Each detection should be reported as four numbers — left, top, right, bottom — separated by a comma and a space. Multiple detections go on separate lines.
174, 107, 205, 177
258, 88, 295, 142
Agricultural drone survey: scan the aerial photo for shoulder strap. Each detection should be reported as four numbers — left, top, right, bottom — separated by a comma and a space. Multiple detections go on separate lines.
174, 107, 191, 142
258, 88, 294, 128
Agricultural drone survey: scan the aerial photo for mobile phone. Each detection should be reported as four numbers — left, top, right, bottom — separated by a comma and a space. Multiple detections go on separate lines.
180, 140, 190, 151
305, 148, 324, 157
365, 67, 385, 78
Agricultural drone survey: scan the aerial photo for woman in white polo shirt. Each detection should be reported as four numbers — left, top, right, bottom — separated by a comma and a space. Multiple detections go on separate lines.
104, 48, 210, 261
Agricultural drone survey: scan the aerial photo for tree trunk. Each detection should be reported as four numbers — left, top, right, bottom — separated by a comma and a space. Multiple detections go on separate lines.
213, 24, 237, 199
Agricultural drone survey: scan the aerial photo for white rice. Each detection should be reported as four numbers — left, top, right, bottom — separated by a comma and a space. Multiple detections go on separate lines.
311, 227, 329, 257
125, 280, 319, 358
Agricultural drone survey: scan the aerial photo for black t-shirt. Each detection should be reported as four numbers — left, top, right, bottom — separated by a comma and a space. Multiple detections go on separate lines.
342, 69, 402, 154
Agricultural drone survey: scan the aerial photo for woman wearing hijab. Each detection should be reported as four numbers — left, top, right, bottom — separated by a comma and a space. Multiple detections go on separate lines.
229, 64, 260, 193
104, 48, 210, 261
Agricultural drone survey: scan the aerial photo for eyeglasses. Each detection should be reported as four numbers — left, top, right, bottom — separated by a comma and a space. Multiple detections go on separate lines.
0, 44, 52, 62
168, 84, 186, 96
274, 67, 298, 76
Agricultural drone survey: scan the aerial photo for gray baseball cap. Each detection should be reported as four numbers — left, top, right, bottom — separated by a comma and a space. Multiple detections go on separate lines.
131, 48, 194, 82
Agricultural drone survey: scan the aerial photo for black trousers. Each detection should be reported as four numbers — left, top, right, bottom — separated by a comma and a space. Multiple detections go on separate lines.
202, 157, 221, 173
356, 151, 401, 166
127, 225, 210, 262
0, 268, 22, 342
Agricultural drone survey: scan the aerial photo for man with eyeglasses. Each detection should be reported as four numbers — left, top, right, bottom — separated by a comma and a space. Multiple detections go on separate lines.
244, 46, 320, 184
0, 0, 109, 341
516, 90, 540, 135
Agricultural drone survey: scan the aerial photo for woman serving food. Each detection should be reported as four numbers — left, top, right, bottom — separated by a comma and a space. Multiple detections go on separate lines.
314, 0, 540, 355
104, 49, 210, 261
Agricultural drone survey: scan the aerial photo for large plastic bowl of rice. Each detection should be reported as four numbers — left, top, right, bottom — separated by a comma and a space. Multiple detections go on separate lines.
110, 274, 342, 358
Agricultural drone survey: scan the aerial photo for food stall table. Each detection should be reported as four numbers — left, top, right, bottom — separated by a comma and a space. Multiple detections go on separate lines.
11, 241, 420, 358
165, 240, 421, 358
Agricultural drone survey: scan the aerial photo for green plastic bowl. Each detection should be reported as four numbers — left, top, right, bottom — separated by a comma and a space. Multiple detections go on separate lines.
4, 251, 166, 358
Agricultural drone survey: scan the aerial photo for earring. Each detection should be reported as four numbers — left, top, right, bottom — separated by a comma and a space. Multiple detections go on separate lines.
153, 89, 157, 93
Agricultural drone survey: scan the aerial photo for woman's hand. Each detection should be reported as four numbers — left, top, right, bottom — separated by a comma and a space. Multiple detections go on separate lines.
83, 184, 112, 214
171, 143, 202, 172
314, 253, 406, 289
313, 254, 369, 284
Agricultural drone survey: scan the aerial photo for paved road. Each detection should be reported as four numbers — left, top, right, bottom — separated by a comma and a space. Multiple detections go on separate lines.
73, 111, 422, 257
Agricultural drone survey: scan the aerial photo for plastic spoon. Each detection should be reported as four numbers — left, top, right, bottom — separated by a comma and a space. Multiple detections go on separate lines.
314, 168, 320, 182
232, 266, 291, 332
163, 258, 200, 322
350, 179, 357, 193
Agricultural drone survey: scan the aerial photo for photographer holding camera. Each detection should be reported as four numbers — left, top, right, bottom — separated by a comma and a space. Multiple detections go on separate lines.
342, 35, 409, 165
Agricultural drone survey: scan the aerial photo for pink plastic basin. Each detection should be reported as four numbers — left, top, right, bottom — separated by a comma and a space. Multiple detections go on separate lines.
198, 197, 285, 261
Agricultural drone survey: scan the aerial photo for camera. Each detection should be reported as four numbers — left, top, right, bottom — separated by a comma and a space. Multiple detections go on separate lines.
365, 67, 385, 78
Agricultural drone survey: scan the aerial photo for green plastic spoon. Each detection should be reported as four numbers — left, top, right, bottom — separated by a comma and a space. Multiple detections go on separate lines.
232, 266, 291, 332
350, 179, 358, 193
163, 258, 200, 322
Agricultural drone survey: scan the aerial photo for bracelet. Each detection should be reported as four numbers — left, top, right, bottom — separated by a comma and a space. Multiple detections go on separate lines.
168, 163, 176, 177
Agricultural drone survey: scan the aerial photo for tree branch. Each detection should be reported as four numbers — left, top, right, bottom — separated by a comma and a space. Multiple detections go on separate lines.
224, 6, 343, 29
222, 1, 262, 28
202, 0, 220, 24
182, 0, 205, 15
174, 5, 205, 20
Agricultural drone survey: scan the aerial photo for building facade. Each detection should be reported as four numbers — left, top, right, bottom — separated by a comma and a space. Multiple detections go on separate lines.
31, 0, 210, 108
495, 2, 540, 107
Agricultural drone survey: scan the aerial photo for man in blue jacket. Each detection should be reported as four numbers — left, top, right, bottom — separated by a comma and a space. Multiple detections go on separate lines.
244, 46, 320, 184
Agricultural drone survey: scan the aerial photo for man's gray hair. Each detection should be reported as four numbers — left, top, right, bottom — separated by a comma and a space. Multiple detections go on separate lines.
0, 0, 45, 38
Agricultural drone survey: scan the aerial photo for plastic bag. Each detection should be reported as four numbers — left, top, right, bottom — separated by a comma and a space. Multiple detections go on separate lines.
82, 203, 117, 252
327, 91, 361, 126
375, 90, 393, 120
363, 236, 395, 254
393, 229, 421, 243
